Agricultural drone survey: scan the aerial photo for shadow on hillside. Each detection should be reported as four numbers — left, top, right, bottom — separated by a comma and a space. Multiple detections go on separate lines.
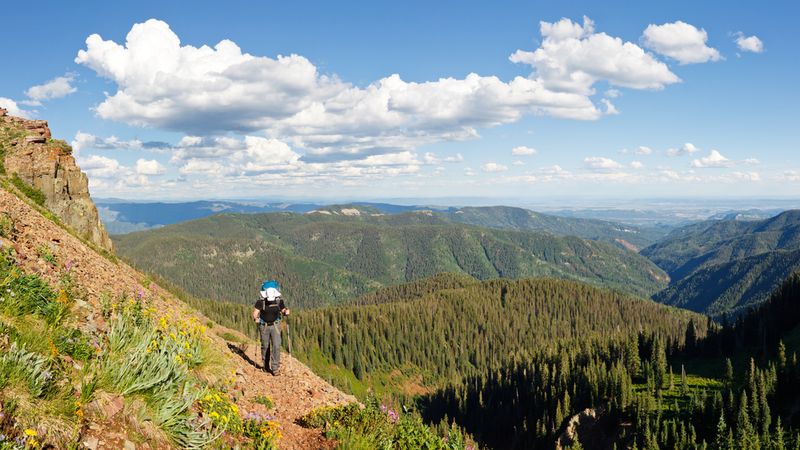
227, 342, 260, 369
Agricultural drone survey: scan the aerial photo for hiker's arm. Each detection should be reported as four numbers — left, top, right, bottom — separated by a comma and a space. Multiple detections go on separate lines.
252, 307, 260, 322
280, 299, 290, 316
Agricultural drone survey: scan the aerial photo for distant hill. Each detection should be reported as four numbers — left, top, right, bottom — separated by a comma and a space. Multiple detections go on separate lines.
101, 200, 665, 250
113, 212, 669, 308
96, 200, 322, 234
440, 205, 665, 250
643, 210, 800, 315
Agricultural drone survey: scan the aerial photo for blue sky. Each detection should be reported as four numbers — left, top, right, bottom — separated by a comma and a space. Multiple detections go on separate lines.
1, 0, 797, 201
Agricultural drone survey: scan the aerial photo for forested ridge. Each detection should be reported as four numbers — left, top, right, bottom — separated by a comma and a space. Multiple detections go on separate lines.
113, 211, 668, 309
643, 210, 800, 316
182, 271, 800, 449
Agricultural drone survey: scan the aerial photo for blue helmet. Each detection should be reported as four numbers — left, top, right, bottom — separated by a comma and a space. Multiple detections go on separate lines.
261, 280, 280, 291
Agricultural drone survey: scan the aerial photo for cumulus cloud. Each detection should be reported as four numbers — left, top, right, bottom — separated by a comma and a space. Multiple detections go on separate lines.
510, 16, 679, 94
584, 156, 623, 171
482, 162, 509, 173
641, 21, 721, 64
728, 171, 760, 182
630, 161, 644, 169
0, 97, 31, 118
424, 152, 463, 164
135, 158, 166, 175
23, 74, 77, 106
635, 146, 652, 155
691, 150, 732, 168
75, 18, 683, 162
734, 33, 764, 53
666, 142, 701, 157
511, 146, 537, 156
79, 154, 124, 178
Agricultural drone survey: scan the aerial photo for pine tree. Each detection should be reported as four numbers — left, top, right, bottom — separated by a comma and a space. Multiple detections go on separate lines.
681, 364, 688, 396
724, 358, 734, 388
715, 413, 728, 450
774, 418, 786, 450
778, 340, 787, 372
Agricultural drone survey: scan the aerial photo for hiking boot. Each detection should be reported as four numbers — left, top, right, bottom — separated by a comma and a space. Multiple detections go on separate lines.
271, 368, 280, 376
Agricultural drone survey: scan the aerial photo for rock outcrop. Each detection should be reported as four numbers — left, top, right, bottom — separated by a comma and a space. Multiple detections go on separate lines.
0, 108, 113, 251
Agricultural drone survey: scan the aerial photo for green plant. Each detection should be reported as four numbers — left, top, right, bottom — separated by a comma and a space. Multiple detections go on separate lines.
53, 328, 94, 362
0, 213, 13, 238
0, 342, 55, 397
243, 413, 281, 450
299, 400, 471, 449
37, 245, 57, 266
9, 174, 46, 207
197, 389, 242, 433
253, 395, 274, 410
47, 138, 72, 155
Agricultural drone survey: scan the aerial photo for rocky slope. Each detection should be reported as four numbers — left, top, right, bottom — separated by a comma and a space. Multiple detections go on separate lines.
0, 164, 354, 448
0, 107, 112, 251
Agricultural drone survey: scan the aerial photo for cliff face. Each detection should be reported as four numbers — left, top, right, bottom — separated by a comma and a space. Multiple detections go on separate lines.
0, 107, 113, 251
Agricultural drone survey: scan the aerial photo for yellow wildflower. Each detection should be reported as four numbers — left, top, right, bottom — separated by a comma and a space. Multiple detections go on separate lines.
24, 429, 37, 437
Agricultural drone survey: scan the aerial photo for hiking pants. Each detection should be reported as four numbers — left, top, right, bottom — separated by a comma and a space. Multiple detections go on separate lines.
259, 322, 281, 372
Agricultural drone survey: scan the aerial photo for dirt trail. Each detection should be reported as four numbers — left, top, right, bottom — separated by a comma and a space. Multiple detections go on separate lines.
0, 188, 355, 449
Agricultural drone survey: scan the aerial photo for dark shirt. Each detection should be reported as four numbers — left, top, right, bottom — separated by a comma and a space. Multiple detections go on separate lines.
254, 297, 286, 324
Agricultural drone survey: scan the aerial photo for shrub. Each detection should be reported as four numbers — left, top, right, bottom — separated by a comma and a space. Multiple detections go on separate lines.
242, 412, 281, 450
253, 395, 274, 410
198, 389, 242, 433
299, 400, 473, 450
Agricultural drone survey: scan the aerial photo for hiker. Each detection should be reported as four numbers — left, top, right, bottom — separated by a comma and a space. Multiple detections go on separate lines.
252, 280, 290, 375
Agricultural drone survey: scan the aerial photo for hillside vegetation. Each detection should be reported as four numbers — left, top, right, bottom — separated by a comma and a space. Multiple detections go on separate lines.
113, 212, 669, 309
643, 210, 800, 315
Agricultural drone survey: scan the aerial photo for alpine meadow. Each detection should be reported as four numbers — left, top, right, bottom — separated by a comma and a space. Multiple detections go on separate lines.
1, 1, 799, 449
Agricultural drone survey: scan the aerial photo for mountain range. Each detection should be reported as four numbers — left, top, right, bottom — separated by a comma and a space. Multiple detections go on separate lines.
113, 209, 669, 308
643, 210, 800, 315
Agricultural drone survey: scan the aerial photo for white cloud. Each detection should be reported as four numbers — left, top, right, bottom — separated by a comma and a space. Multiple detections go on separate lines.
630, 161, 644, 169
635, 146, 653, 155
464, 168, 476, 177
734, 33, 764, 53
482, 162, 508, 173
511, 146, 537, 156
75, 18, 684, 162
510, 16, 679, 94
584, 156, 623, 171
691, 150, 732, 168
604, 89, 621, 98
423, 152, 463, 164
24, 74, 77, 105
79, 154, 124, 178
666, 142, 701, 157
0, 97, 31, 118
784, 171, 800, 182
641, 21, 721, 64
744, 158, 760, 165
512, 160, 525, 166
135, 158, 166, 175
728, 171, 760, 182
601, 99, 619, 115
